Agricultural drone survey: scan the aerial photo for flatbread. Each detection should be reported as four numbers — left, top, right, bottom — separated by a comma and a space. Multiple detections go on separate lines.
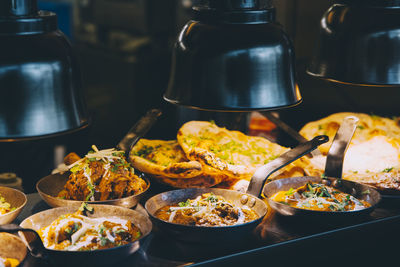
177, 121, 300, 180
130, 139, 203, 178
130, 139, 227, 188
300, 112, 400, 155
299, 112, 400, 193
151, 166, 226, 188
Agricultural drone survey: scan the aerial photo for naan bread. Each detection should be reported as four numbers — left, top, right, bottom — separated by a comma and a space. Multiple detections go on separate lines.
300, 112, 400, 155
130, 139, 226, 188
299, 113, 400, 193
177, 121, 302, 180
130, 139, 202, 178
151, 166, 226, 188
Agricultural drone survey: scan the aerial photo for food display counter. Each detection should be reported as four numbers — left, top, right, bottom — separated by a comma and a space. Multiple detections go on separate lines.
2, 1, 400, 266
15, 190, 400, 266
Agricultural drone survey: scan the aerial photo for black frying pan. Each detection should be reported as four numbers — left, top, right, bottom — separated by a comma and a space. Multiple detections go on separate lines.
263, 116, 381, 219
145, 135, 329, 243
0, 204, 152, 267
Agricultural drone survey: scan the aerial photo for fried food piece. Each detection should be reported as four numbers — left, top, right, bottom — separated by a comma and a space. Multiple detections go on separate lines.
64, 152, 81, 166
58, 147, 147, 201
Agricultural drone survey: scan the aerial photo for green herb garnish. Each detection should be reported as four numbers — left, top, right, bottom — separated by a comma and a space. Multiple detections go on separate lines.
178, 199, 190, 207
78, 202, 94, 213
204, 193, 219, 203
382, 167, 394, 173
361, 189, 370, 195
285, 188, 295, 196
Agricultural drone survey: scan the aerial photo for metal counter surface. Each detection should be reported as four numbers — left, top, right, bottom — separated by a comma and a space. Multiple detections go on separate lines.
16, 193, 400, 266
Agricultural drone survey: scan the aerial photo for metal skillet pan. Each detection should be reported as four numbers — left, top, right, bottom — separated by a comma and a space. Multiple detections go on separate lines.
145, 135, 329, 243
0, 204, 152, 267
36, 109, 161, 208
263, 116, 381, 219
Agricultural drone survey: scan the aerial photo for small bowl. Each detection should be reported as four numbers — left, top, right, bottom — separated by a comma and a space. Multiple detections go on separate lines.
0, 232, 27, 264
36, 172, 150, 208
0, 186, 27, 225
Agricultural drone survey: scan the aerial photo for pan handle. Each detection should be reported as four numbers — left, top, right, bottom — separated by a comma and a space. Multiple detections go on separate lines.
246, 135, 329, 197
0, 224, 47, 259
116, 109, 162, 157
262, 112, 322, 158
324, 116, 359, 178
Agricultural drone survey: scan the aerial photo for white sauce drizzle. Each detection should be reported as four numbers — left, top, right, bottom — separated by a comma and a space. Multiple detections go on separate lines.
40, 215, 130, 251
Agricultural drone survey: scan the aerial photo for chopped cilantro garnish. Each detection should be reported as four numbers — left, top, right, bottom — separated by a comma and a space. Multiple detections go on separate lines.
99, 224, 106, 235
70, 165, 81, 173
178, 199, 190, 207
115, 229, 126, 234
134, 231, 141, 239
133, 145, 154, 158
370, 114, 380, 120
204, 193, 218, 203
99, 236, 109, 246
361, 189, 370, 195
78, 202, 94, 213
285, 188, 295, 196
85, 181, 95, 201
382, 167, 394, 173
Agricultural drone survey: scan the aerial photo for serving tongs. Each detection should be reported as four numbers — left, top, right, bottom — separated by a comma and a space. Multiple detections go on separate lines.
36, 109, 162, 208
262, 112, 321, 157
263, 116, 381, 218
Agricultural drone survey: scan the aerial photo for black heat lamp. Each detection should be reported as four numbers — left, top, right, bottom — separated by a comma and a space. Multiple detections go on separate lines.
0, 0, 89, 141
308, 0, 400, 86
164, 0, 301, 111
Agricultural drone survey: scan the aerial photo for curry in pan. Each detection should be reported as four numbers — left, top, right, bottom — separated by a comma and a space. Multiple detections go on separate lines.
155, 193, 259, 226
38, 204, 142, 251
270, 182, 371, 212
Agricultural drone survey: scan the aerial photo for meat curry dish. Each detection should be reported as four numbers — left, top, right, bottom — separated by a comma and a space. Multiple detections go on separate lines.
270, 182, 371, 212
58, 145, 147, 201
155, 193, 259, 226
38, 204, 142, 251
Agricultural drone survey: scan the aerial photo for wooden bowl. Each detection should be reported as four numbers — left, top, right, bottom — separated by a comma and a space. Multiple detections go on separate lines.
0, 187, 27, 225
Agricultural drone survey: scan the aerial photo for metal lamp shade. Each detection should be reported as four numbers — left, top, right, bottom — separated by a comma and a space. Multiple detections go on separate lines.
307, 1, 400, 86
164, 3, 302, 111
0, 0, 88, 141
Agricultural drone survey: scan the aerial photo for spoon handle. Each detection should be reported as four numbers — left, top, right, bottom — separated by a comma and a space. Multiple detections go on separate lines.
324, 116, 359, 178
117, 109, 162, 156
247, 135, 329, 197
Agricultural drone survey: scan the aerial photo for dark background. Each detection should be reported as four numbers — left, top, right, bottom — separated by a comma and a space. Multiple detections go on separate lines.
2, 0, 400, 192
